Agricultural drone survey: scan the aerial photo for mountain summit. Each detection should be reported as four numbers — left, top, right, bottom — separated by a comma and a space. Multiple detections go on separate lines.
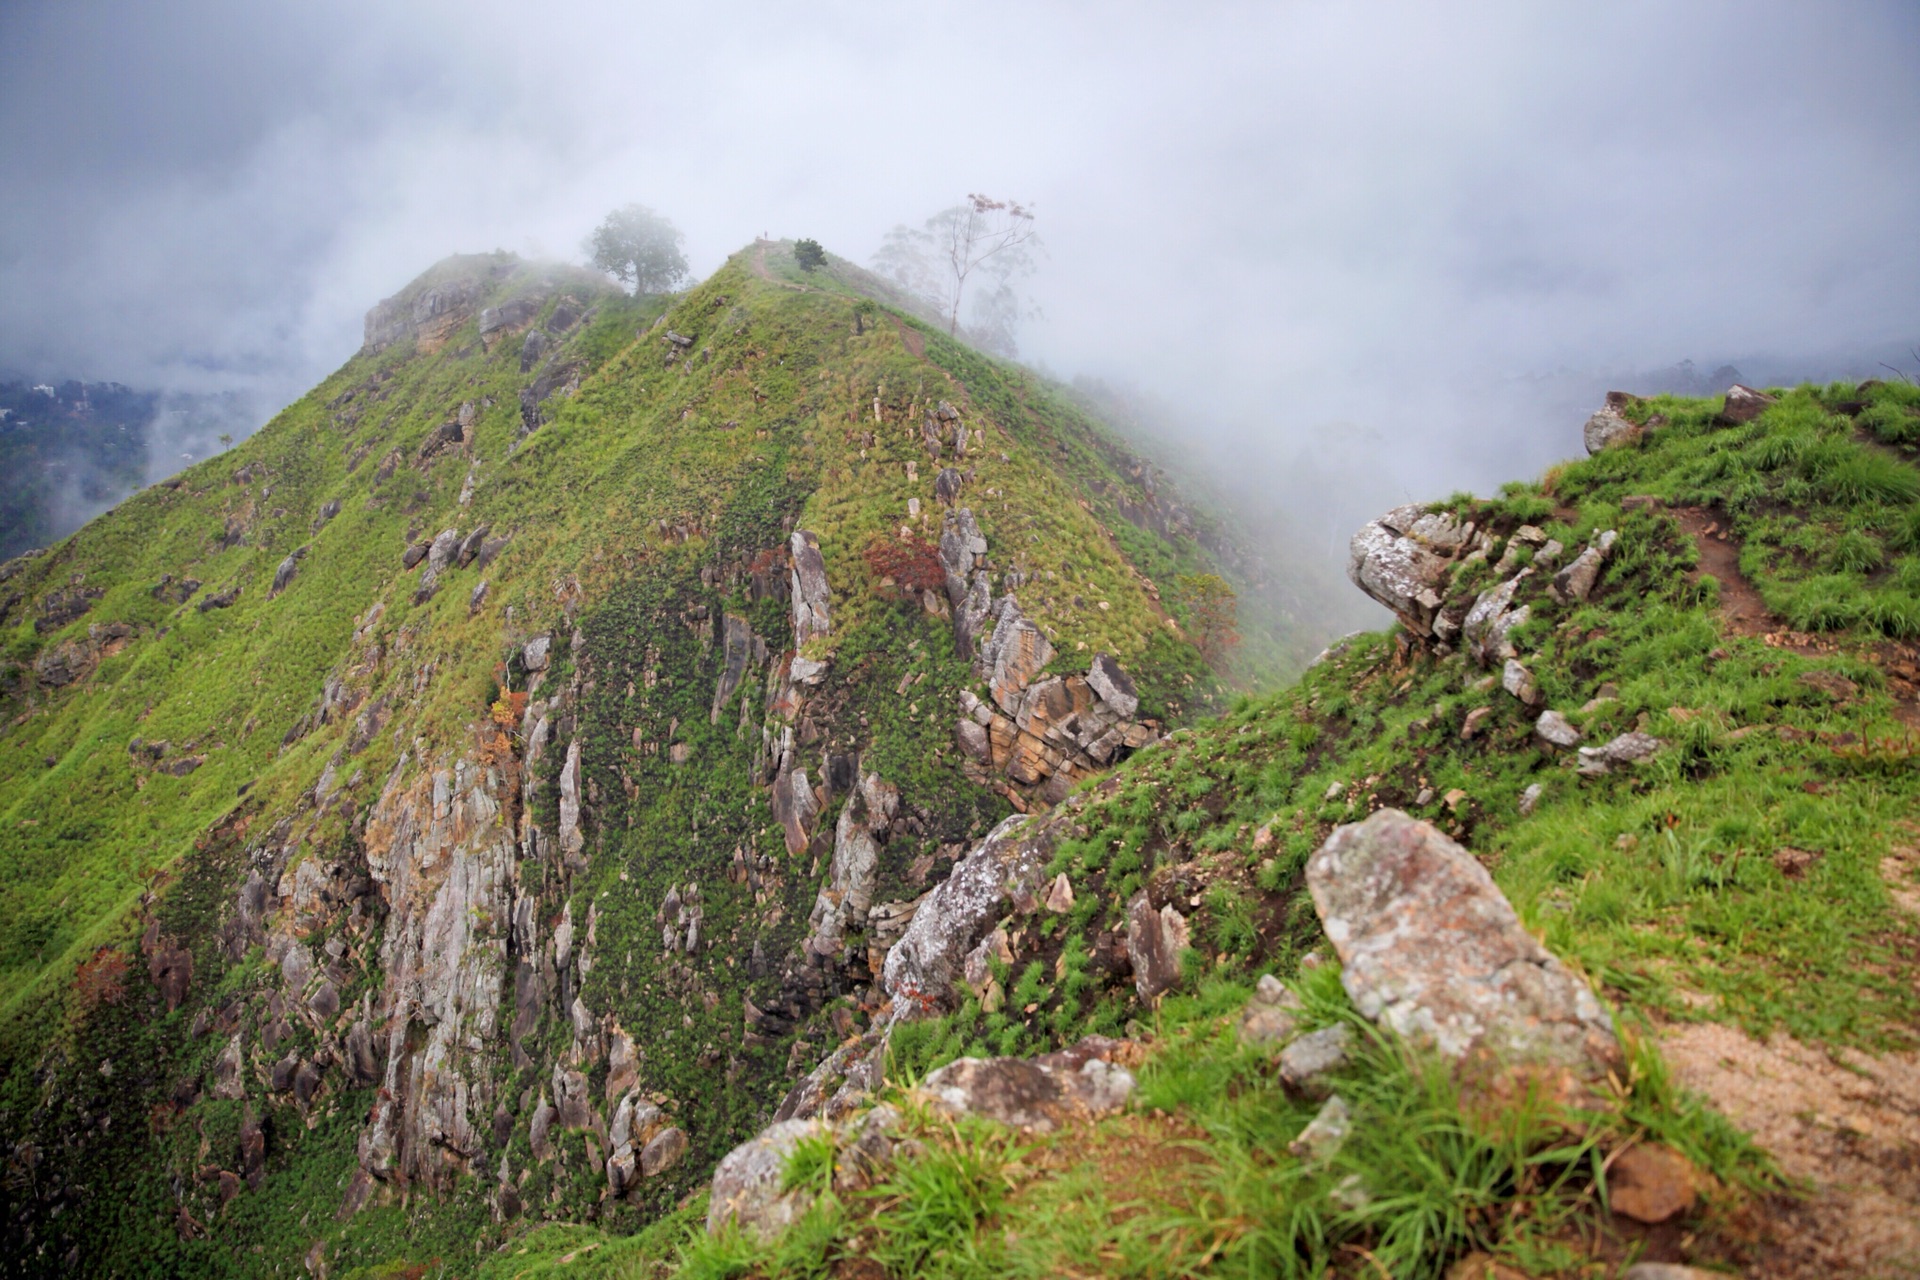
0, 240, 1308, 1272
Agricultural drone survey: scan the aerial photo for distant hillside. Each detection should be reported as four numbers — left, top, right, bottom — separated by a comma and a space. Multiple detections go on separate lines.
0, 240, 1324, 1275
0, 379, 263, 561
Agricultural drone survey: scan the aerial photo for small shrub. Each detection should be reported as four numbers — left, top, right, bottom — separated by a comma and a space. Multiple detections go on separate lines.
861, 533, 946, 594
1814, 448, 1920, 507
1859, 401, 1920, 446
71, 947, 129, 1012
1827, 530, 1884, 574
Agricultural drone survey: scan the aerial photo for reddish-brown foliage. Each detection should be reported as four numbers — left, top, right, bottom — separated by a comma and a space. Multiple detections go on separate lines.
863, 534, 947, 594
73, 947, 130, 1012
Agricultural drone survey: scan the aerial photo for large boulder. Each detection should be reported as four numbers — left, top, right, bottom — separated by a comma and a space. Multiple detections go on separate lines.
706, 1118, 827, 1240
1347, 504, 1470, 636
1721, 384, 1776, 424
920, 1038, 1136, 1133
1582, 407, 1642, 454
788, 530, 831, 644
883, 813, 1057, 1011
1307, 809, 1619, 1079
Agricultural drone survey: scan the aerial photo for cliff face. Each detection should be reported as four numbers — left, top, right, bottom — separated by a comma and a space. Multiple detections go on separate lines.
0, 242, 1301, 1273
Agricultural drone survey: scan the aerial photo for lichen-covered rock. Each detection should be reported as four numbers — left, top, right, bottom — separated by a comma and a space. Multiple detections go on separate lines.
920, 1038, 1136, 1132
1347, 504, 1470, 636
1576, 731, 1663, 777
1534, 710, 1582, 748
788, 530, 831, 643
883, 813, 1056, 1011
1126, 892, 1189, 1000
706, 1118, 826, 1240
1583, 407, 1641, 454
1721, 383, 1775, 424
1308, 809, 1619, 1078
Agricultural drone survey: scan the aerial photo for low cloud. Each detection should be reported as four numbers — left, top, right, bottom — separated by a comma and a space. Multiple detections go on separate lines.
2, 0, 1915, 584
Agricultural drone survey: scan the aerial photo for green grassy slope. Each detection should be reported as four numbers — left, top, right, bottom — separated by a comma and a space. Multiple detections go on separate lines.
0, 242, 1305, 1275
458, 379, 1920, 1280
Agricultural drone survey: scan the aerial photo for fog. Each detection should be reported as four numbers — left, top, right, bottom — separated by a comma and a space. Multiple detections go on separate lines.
2, 0, 1916, 610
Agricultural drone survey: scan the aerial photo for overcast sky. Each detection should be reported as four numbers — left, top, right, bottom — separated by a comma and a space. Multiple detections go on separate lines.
2, 0, 1917, 562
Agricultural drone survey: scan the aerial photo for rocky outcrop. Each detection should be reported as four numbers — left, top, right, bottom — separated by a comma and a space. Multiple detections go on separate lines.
883, 812, 1057, 1012
351, 751, 520, 1192
920, 1037, 1136, 1133
1125, 892, 1188, 1000
788, 530, 831, 644
706, 1118, 826, 1241
1308, 809, 1619, 1080
1347, 503, 1486, 637
804, 774, 898, 963
957, 653, 1158, 811
1721, 383, 1776, 424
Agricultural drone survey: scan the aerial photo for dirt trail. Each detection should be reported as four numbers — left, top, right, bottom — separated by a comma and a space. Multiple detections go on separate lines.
1671, 506, 1781, 639
889, 315, 925, 359
1669, 504, 1920, 725
1659, 1021, 1920, 1278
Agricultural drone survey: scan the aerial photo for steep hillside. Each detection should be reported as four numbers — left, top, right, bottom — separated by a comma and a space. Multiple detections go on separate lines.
0, 242, 1307, 1274
421, 379, 1920, 1280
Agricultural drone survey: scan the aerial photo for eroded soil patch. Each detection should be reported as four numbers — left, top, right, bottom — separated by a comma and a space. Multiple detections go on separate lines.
1659, 1021, 1920, 1278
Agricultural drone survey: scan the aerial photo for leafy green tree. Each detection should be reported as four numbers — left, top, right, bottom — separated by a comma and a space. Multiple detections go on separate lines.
584, 204, 689, 294
794, 238, 827, 272
1171, 572, 1240, 671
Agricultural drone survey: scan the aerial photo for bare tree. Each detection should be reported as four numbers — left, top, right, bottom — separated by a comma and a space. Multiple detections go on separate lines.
874, 195, 1041, 349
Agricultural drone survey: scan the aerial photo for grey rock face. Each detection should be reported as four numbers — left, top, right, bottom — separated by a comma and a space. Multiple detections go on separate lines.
271, 553, 300, 596
1126, 892, 1189, 1000
711, 614, 767, 724
1518, 783, 1543, 815
640, 1126, 689, 1177
1576, 731, 1663, 777
1278, 1023, 1352, 1098
788, 530, 831, 644
706, 1118, 827, 1240
558, 740, 584, 856
1534, 710, 1582, 748
1287, 1094, 1351, 1162
426, 527, 462, 573
1501, 659, 1541, 706
1086, 652, 1139, 719
805, 776, 889, 961
523, 634, 551, 672
883, 813, 1055, 1011
209, 1032, 247, 1100
1721, 383, 1776, 424
921, 1038, 1135, 1132
1347, 504, 1455, 636
1307, 809, 1619, 1077
1583, 408, 1641, 454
